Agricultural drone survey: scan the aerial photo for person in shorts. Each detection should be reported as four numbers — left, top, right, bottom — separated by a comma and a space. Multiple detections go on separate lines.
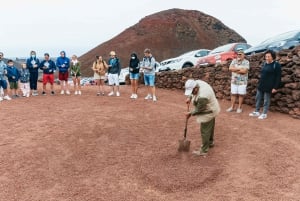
39, 53, 56, 95
70, 55, 82, 95
140, 48, 157, 101
6, 60, 20, 98
107, 51, 121, 97
19, 63, 30, 97
226, 49, 249, 113
92, 55, 108, 96
56, 51, 70, 95
0, 52, 11, 101
129, 52, 140, 99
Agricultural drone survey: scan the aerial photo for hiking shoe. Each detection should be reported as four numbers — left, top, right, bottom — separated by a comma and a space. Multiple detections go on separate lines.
258, 113, 267, 119
116, 91, 120, 97
145, 94, 152, 100
3, 95, 12, 100
108, 91, 114, 96
236, 108, 243, 113
226, 107, 234, 112
192, 150, 208, 156
153, 96, 157, 102
249, 111, 260, 117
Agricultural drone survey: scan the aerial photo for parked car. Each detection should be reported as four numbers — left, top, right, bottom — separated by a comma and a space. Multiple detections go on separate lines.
197, 43, 251, 66
244, 29, 300, 55
119, 67, 129, 84
157, 49, 211, 72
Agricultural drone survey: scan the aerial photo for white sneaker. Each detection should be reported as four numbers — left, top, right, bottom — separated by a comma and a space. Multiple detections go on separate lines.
26, 94, 30, 98
144, 94, 152, 100
0, 97, 3, 101
60, 90, 64, 95
226, 107, 234, 112
116, 91, 120, 97
258, 114, 267, 119
130, 94, 134, 99
75, 91, 78, 95
108, 91, 114, 96
134, 94, 138, 99
249, 111, 260, 117
236, 108, 242, 113
3, 95, 11, 100
66, 90, 70, 95
78, 91, 81, 95
153, 96, 157, 102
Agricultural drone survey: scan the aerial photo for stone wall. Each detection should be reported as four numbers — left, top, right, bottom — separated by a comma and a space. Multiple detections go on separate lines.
153, 47, 300, 119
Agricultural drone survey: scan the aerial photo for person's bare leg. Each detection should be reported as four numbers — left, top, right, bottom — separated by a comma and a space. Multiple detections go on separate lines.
230, 94, 237, 109
238, 95, 244, 109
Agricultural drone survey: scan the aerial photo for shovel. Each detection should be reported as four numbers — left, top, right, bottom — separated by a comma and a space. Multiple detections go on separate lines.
178, 103, 191, 152
178, 118, 191, 152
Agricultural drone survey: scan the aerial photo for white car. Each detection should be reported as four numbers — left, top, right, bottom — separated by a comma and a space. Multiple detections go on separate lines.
119, 67, 129, 84
157, 49, 210, 72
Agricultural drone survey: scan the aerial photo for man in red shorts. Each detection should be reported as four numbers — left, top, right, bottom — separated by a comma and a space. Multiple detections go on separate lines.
39, 53, 56, 95
56, 51, 70, 95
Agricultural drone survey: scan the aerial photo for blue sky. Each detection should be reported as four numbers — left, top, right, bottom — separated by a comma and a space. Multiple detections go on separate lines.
0, 0, 298, 58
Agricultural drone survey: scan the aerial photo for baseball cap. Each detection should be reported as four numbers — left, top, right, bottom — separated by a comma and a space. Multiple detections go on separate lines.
184, 79, 197, 96
236, 48, 244, 54
110, 51, 116, 56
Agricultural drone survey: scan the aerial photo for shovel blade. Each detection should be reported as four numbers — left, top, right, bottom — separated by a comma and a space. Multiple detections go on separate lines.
178, 139, 191, 152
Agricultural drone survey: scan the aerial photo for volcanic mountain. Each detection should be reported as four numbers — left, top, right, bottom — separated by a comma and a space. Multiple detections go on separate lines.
79, 8, 246, 76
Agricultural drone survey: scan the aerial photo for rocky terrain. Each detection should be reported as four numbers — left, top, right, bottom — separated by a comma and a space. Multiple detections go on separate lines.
79, 8, 246, 76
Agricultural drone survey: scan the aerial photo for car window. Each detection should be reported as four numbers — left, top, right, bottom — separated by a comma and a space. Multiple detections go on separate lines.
195, 50, 209, 57
210, 44, 233, 54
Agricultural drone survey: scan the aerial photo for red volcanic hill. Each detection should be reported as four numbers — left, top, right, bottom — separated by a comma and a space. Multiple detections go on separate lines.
79, 8, 246, 76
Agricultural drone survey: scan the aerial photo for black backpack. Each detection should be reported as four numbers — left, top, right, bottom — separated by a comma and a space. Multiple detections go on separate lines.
144, 56, 157, 69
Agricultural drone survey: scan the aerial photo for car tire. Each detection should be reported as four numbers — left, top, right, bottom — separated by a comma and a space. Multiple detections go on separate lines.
182, 63, 193, 68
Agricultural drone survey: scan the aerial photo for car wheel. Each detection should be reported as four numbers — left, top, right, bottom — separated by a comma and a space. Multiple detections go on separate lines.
182, 63, 193, 68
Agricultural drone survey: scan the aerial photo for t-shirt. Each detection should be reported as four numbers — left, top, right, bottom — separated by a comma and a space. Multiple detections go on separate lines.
230, 59, 250, 85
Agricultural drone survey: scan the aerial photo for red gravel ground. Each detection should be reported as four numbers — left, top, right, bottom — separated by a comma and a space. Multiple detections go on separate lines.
0, 84, 299, 201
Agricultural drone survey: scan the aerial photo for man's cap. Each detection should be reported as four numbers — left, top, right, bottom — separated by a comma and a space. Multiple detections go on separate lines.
236, 48, 244, 54
184, 79, 197, 96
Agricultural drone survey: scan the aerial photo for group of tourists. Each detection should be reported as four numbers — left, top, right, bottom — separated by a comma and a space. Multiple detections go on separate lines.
0, 48, 158, 102
91, 48, 157, 101
0, 50, 82, 100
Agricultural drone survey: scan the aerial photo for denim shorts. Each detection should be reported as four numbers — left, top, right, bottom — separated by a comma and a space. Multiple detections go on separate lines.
144, 74, 155, 86
0, 80, 7, 89
130, 73, 139, 80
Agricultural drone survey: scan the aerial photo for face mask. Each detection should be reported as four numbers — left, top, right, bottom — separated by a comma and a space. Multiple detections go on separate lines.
31, 55, 36, 58
131, 57, 135, 59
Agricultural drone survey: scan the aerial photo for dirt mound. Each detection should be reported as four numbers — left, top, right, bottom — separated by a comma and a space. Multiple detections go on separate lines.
79, 8, 246, 76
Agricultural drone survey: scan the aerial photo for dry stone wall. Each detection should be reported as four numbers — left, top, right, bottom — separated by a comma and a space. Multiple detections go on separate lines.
154, 47, 300, 119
